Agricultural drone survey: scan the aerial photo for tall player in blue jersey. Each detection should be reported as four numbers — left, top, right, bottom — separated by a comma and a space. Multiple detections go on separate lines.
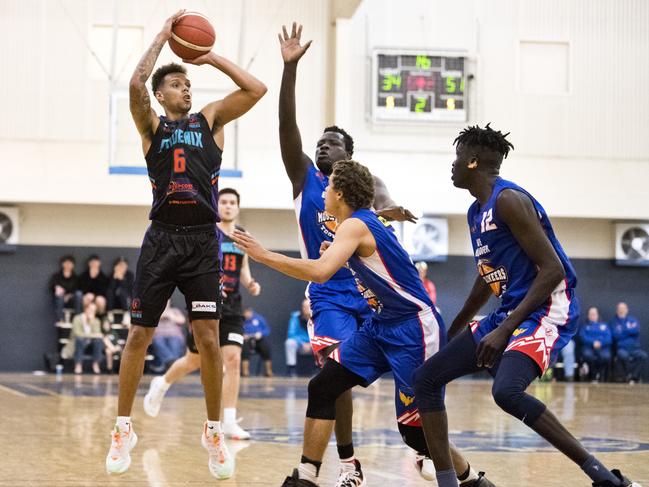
277, 22, 419, 486
233, 160, 494, 487
105, 11, 266, 480
413, 125, 641, 487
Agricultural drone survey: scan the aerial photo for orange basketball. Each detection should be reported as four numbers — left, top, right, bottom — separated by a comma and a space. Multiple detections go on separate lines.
169, 12, 215, 60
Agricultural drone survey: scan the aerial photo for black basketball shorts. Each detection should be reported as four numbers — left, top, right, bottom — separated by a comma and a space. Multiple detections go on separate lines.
130, 221, 222, 327
186, 313, 245, 354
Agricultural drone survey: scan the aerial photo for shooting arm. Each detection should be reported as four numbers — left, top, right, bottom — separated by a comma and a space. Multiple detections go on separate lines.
200, 53, 267, 132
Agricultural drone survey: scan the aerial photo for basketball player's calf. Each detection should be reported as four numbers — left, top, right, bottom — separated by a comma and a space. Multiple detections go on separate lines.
413, 328, 641, 487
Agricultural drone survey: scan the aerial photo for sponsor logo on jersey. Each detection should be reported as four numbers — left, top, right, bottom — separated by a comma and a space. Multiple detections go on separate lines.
159, 128, 204, 152
477, 259, 508, 297
188, 116, 201, 129
166, 178, 198, 197
399, 390, 415, 406
192, 301, 217, 312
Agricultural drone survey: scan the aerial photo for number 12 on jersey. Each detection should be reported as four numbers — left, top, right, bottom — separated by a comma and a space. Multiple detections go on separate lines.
174, 148, 186, 173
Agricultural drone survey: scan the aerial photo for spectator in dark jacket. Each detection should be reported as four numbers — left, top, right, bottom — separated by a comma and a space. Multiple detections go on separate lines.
579, 307, 612, 381
49, 255, 82, 323
611, 302, 647, 383
242, 308, 273, 377
106, 257, 134, 312
79, 255, 109, 315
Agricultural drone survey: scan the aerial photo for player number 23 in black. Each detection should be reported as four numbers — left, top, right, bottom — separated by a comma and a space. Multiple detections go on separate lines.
174, 148, 186, 173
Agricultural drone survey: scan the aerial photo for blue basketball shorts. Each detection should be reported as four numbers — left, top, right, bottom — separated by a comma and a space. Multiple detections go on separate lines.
330, 307, 445, 426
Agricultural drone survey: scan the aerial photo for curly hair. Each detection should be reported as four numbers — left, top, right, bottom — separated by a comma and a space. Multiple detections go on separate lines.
151, 63, 187, 93
323, 125, 354, 156
453, 123, 514, 159
331, 159, 374, 211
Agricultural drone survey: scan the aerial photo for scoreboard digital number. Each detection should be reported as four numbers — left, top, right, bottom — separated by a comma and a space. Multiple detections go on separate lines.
373, 50, 467, 122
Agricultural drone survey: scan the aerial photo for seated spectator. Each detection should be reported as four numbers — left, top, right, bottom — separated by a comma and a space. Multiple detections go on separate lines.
241, 307, 272, 377
79, 255, 109, 316
102, 320, 124, 373
559, 339, 576, 382
284, 299, 312, 377
415, 261, 437, 306
611, 302, 647, 383
71, 302, 104, 374
150, 301, 186, 372
579, 307, 612, 382
49, 255, 82, 324
106, 257, 134, 320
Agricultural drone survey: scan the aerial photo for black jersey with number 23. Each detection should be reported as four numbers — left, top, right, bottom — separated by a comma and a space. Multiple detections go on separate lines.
145, 112, 222, 226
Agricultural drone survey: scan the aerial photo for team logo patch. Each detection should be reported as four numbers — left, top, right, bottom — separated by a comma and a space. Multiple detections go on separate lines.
192, 301, 217, 312
477, 259, 508, 297
512, 327, 526, 337
399, 390, 415, 406
317, 211, 338, 236
130, 299, 142, 319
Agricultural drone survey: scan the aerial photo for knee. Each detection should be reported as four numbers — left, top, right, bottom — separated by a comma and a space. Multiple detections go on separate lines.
306, 373, 337, 420
128, 326, 153, 349
223, 350, 241, 371
193, 321, 219, 350
492, 381, 523, 414
95, 296, 107, 312
285, 338, 297, 350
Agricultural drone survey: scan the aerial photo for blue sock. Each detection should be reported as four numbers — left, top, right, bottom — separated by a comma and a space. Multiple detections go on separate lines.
436, 469, 460, 487
581, 455, 621, 485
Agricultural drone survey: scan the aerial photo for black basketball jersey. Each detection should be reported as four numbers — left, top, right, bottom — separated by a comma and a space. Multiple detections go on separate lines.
219, 225, 246, 317
145, 112, 222, 226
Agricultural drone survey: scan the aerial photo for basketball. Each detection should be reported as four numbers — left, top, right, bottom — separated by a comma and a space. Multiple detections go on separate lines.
169, 12, 215, 60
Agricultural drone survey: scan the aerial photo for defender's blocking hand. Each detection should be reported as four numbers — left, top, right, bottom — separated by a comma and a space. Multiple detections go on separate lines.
278, 22, 312, 64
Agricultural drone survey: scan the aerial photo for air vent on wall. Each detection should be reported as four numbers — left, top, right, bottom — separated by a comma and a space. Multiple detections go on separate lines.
0, 207, 19, 250
615, 222, 649, 266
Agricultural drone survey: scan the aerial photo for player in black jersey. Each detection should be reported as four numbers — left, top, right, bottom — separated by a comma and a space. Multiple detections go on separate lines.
106, 11, 266, 480
143, 188, 261, 442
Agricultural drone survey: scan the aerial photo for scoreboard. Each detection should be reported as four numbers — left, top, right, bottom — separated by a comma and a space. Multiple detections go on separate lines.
372, 50, 467, 122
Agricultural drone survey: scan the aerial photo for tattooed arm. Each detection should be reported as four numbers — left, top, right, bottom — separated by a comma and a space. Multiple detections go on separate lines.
129, 10, 185, 155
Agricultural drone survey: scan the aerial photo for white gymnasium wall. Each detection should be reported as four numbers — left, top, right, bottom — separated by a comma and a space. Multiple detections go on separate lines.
335, 0, 649, 219
0, 0, 331, 209
0, 0, 646, 257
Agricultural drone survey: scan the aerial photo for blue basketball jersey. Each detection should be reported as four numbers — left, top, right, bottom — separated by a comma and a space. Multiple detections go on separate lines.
468, 177, 577, 313
347, 209, 435, 323
294, 164, 367, 312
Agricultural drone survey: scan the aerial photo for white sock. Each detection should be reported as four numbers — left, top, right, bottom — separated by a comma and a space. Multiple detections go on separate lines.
459, 465, 479, 483
206, 420, 221, 434
159, 376, 171, 391
298, 463, 319, 484
116, 416, 131, 432
223, 407, 236, 424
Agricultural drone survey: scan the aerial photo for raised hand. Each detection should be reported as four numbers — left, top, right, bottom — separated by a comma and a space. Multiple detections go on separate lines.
278, 22, 312, 64
161, 10, 186, 41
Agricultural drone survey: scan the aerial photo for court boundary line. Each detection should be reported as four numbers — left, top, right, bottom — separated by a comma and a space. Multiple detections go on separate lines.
0, 383, 27, 397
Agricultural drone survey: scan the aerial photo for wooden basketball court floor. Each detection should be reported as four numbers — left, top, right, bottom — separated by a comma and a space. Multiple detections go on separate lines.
0, 373, 647, 486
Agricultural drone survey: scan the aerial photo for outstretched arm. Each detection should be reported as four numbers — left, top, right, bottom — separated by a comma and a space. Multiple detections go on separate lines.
475, 189, 566, 368
189, 53, 267, 133
278, 22, 314, 199
373, 175, 418, 223
231, 219, 365, 283
129, 10, 184, 152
